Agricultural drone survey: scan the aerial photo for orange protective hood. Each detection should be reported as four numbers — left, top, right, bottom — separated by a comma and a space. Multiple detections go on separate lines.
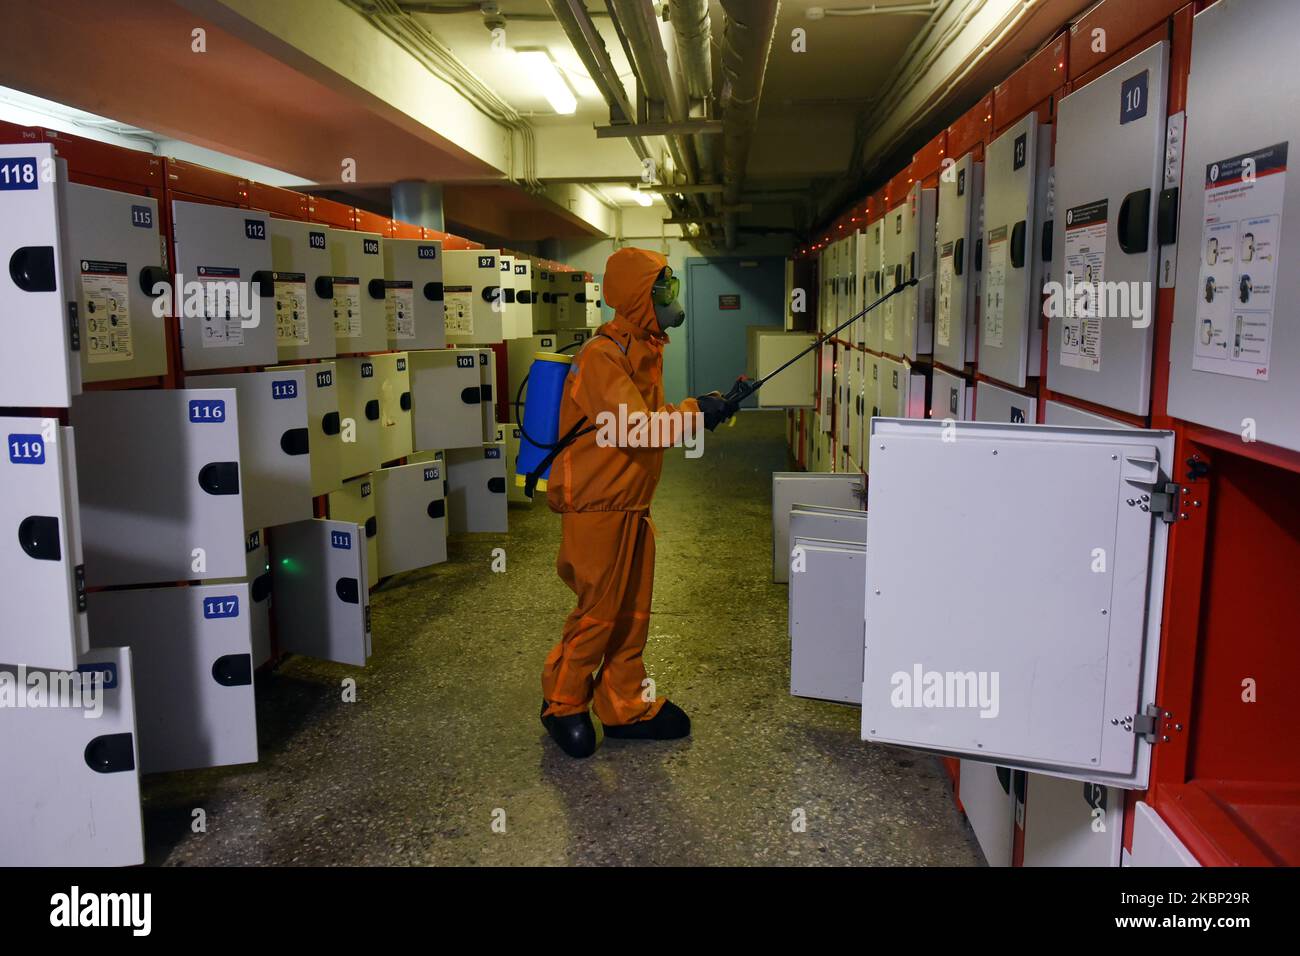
602, 246, 668, 334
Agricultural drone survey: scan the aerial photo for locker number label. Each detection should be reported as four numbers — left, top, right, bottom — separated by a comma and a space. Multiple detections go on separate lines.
456, 355, 475, 369
396, 358, 406, 371
8, 434, 45, 464
361, 362, 374, 378
244, 219, 267, 241
1013, 133, 1027, 171
485, 447, 501, 459
478, 255, 496, 269
363, 238, 380, 255
331, 530, 352, 550
309, 231, 327, 250
418, 245, 437, 259
130, 204, 154, 229
203, 595, 240, 619
1120, 70, 1148, 125
315, 369, 333, 388
188, 399, 226, 422
424, 466, 439, 481
515, 264, 527, 275
271, 379, 299, 400
360, 481, 372, 497
0, 157, 38, 190
246, 530, 261, 552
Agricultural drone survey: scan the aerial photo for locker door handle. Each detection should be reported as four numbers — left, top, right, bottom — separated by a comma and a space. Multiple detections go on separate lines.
482, 285, 501, 303
251, 571, 272, 603
368, 278, 387, 300
953, 238, 965, 276
280, 427, 310, 456
8, 246, 56, 292
1118, 188, 1152, 254
480, 384, 493, 403
139, 265, 170, 296
894, 264, 903, 286
17, 515, 61, 561
975, 238, 983, 271
211, 653, 253, 687
364, 516, 377, 538
1041, 219, 1053, 262
1157, 187, 1179, 245
336, 577, 361, 604
1010, 221, 1027, 268
908, 252, 916, 281
460, 386, 481, 405
427, 499, 446, 519
251, 270, 275, 298
488, 477, 505, 494
424, 281, 444, 301
315, 275, 335, 299
84, 733, 135, 774
365, 399, 380, 421
198, 461, 240, 496
996, 766, 1012, 795
399, 391, 411, 411
322, 411, 341, 435
502, 287, 516, 303
517, 290, 533, 304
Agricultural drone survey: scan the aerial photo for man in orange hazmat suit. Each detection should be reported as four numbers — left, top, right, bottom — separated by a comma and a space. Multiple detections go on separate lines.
540, 247, 738, 758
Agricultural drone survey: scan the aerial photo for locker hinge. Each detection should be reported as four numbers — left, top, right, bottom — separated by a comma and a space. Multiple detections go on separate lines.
1122, 704, 1164, 743
1147, 482, 1181, 524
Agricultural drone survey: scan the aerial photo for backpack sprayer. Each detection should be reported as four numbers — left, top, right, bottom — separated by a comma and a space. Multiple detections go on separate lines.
512, 277, 920, 499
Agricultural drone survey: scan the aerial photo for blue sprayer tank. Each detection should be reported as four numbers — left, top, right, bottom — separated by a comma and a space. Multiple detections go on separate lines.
516, 351, 573, 494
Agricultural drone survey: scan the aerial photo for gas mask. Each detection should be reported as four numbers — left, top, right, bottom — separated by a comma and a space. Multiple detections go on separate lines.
651, 268, 685, 330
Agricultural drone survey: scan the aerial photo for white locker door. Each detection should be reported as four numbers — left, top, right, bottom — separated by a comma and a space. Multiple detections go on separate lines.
789, 540, 866, 705
185, 369, 312, 532
2, 419, 84, 670
881, 204, 904, 354
335, 357, 382, 480
974, 378, 1038, 424
958, 761, 1016, 867
373, 460, 447, 575
770, 472, 865, 583
935, 153, 983, 370
170, 200, 277, 370
269, 218, 336, 362
279, 361, 344, 495
930, 367, 972, 421
72, 389, 246, 586
0, 143, 79, 407
270, 518, 371, 667
87, 584, 258, 775
1021, 773, 1123, 866
443, 249, 505, 343
409, 348, 485, 452
373, 352, 414, 464
981, 116, 1051, 387
862, 418, 1175, 789
865, 219, 885, 352
896, 183, 936, 359
328, 229, 388, 353
445, 444, 508, 533
329, 475, 379, 589
513, 258, 534, 339
0, 647, 145, 866
507, 333, 560, 415
476, 348, 497, 440
65, 183, 169, 382
1044, 399, 1135, 429
498, 423, 532, 505
241, 528, 273, 667
383, 237, 444, 350
498, 255, 518, 338
1049, 42, 1169, 415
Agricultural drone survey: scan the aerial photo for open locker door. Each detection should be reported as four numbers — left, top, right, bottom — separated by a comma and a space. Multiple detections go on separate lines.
861, 418, 1174, 789
270, 518, 372, 667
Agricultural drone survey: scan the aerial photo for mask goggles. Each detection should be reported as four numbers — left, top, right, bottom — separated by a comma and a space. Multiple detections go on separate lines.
651, 269, 681, 307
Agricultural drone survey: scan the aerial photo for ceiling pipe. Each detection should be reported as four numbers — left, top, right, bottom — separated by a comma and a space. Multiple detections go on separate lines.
670, 0, 718, 194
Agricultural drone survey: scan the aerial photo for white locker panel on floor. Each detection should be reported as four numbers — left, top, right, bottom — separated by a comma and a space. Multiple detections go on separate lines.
0, 143, 79, 407
1020, 773, 1123, 867
980, 115, 1052, 387
935, 153, 983, 370
383, 237, 444, 350
770, 472, 864, 583
329, 475, 379, 589
476, 348, 497, 440
1043, 399, 1134, 429
87, 583, 258, 775
443, 249, 505, 344
270, 518, 372, 667
884, 183, 937, 359
0, 647, 144, 866
269, 217, 335, 363
335, 356, 382, 480
929, 366, 973, 421
65, 182, 169, 383
1, 419, 85, 670
408, 348, 484, 452
278, 361, 343, 495
170, 199, 276, 370
72, 389, 246, 587
864, 219, 885, 352
747, 329, 816, 407
862, 418, 1175, 789
1169, 0, 1300, 452
1125, 801, 1201, 866
372, 460, 447, 575
789, 537, 867, 705
184, 369, 312, 532
445, 444, 508, 533
328, 228, 387, 354
974, 378, 1037, 424
497, 423, 531, 505
959, 762, 1016, 868
372, 352, 413, 464
1049, 42, 1168, 415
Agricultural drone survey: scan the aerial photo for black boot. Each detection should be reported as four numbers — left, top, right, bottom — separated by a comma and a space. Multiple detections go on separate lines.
540, 700, 597, 758
602, 700, 691, 740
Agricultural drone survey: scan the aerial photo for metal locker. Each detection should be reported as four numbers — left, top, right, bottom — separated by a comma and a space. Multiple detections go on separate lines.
864, 218, 885, 352
958, 761, 1016, 867
72, 389, 246, 587
980, 115, 1052, 387
87, 583, 258, 775
1126, 801, 1201, 867
0, 143, 80, 407
1049, 42, 1169, 415
408, 348, 484, 452
170, 199, 277, 370
334, 356, 383, 480
974, 378, 1038, 424
508, 332, 562, 413
1020, 773, 1123, 867
935, 153, 984, 370
496, 423, 532, 505
65, 182, 168, 382
532, 265, 554, 330
860, 355, 882, 474
880, 204, 903, 352
512, 257, 535, 339
1168, 0, 1300, 452
371, 352, 413, 464
476, 348, 498, 440
746, 329, 816, 407
328, 474, 379, 589
328, 228, 388, 354
852, 230, 868, 347
497, 254, 519, 339
269, 217, 335, 362
445, 443, 508, 533
443, 249, 505, 344
372, 460, 447, 575
184, 369, 312, 532
2, 419, 85, 670
770, 472, 864, 583
551, 273, 573, 328
585, 280, 602, 327
270, 518, 372, 667
205, 527, 273, 668
0, 647, 145, 866
930, 366, 973, 421
556, 272, 594, 329
277, 360, 344, 495
884, 182, 937, 359
877, 357, 926, 420
818, 343, 834, 434
789, 537, 867, 705
861, 418, 1175, 789
1043, 399, 1134, 429
383, 236, 445, 351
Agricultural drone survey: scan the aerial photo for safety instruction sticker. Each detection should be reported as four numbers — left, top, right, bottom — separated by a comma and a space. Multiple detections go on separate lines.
387, 280, 415, 340
197, 265, 244, 348
274, 271, 309, 346
1192, 142, 1286, 380
80, 259, 133, 364
983, 225, 1008, 349
333, 276, 362, 339
936, 242, 954, 348
1060, 198, 1108, 372
444, 286, 473, 336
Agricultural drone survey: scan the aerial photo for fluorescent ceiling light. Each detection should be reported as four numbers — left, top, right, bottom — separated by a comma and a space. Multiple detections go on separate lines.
632, 189, 652, 207
515, 50, 577, 116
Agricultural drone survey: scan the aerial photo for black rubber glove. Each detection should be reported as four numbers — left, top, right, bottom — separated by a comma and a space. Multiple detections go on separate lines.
697, 393, 738, 431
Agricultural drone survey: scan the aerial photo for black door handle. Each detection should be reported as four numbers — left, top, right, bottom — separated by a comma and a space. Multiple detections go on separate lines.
953, 238, 965, 276
1010, 221, 1027, 269
1118, 188, 1152, 255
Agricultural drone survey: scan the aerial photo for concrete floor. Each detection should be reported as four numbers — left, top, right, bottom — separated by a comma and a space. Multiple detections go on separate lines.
144, 410, 984, 866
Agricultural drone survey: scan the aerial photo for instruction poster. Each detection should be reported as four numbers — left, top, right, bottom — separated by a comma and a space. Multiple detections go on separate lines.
274, 271, 309, 346
333, 276, 362, 339
197, 265, 244, 348
983, 225, 1008, 349
80, 259, 133, 363
444, 287, 473, 336
1060, 198, 1108, 372
1193, 141, 1286, 381
935, 242, 954, 348
387, 280, 415, 339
